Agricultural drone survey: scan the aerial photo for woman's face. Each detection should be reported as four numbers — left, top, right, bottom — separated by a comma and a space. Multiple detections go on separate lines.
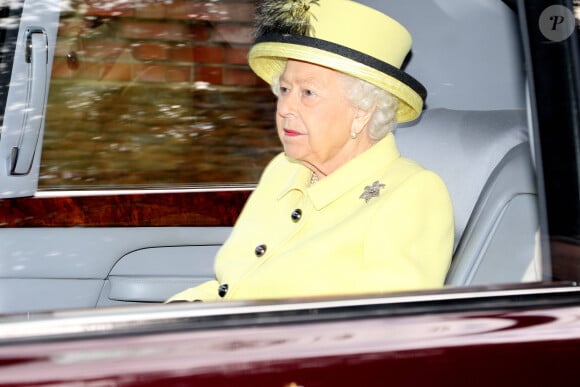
276, 60, 371, 175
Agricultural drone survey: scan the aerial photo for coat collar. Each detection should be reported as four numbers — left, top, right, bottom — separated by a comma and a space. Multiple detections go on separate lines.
277, 133, 401, 210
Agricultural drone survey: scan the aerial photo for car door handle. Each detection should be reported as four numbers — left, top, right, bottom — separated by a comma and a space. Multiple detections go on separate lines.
10, 26, 48, 175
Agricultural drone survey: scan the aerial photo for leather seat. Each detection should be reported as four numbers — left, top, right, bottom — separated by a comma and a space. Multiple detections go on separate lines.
395, 108, 540, 285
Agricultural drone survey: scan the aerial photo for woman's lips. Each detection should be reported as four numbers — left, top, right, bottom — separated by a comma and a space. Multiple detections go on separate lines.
283, 129, 303, 137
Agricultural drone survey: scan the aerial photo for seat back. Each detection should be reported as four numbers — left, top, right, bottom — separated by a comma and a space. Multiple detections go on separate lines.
394, 108, 540, 285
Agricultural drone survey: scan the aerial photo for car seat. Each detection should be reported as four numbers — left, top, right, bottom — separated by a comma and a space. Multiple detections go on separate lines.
394, 108, 540, 285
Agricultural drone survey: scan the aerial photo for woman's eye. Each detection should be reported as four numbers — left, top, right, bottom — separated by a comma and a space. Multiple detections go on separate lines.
279, 86, 289, 94
303, 89, 315, 97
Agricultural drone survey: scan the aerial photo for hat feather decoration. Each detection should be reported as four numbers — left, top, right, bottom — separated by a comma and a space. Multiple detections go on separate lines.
255, 0, 320, 37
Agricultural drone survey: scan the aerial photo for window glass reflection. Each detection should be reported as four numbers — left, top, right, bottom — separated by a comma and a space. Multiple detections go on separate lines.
39, 0, 280, 189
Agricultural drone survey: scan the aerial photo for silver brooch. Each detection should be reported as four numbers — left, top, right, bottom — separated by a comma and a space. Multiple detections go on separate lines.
359, 181, 385, 203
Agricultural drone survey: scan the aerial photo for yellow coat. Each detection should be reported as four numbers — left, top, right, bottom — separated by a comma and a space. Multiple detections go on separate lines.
168, 133, 454, 302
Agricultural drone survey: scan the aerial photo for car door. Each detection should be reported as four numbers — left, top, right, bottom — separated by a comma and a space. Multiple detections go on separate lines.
4, 0, 580, 385
0, 0, 280, 314
0, 0, 567, 315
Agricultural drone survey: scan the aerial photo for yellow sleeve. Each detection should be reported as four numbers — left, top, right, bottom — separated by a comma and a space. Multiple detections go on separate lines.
165, 280, 221, 303
166, 153, 290, 304
359, 170, 454, 293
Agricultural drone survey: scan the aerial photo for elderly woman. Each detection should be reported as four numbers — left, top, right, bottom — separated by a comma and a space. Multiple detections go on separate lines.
168, 0, 453, 302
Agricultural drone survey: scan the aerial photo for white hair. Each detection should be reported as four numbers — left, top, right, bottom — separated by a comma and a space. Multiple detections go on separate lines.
271, 70, 399, 141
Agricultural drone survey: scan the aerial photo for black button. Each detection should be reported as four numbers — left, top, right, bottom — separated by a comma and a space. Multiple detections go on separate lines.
255, 244, 267, 257
291, 209, 302, 222
218, 283, 228, 297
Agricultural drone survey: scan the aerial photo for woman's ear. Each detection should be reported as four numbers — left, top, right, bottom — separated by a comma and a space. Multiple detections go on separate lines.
352, 104, 375, 136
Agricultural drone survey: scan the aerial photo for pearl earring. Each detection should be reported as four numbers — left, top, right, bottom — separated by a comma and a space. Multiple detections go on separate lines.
350, 130, 357, 139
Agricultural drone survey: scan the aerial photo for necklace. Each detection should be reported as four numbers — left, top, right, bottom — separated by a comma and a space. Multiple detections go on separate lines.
310, 172, 319, 185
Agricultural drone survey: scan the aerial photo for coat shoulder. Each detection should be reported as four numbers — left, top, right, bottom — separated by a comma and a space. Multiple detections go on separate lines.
260, 152, 288, 177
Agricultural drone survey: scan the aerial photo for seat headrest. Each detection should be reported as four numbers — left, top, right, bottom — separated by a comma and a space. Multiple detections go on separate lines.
394, 108, 529, 249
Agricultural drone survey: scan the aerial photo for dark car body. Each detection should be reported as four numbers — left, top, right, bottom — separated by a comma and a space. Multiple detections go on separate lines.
2, 286, 580, 386
1, 0, 580, 385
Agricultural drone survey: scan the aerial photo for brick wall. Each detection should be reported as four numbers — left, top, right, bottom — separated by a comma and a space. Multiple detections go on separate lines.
41, 0, 280, 189
53, 0, 263, 86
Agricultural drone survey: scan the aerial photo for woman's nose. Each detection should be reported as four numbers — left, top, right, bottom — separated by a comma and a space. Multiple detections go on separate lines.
277, 93, 296, 118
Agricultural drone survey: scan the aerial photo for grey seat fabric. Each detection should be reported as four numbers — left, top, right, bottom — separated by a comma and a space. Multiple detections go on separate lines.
394, 108, 539, 286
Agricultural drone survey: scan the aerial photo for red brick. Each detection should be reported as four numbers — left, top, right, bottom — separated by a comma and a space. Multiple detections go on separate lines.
119, 21, 190, 41
166, 66, 192, 82
82, 40, 127, 60
190, 25, 211, 42
57, 18, 84, 37
51, 58, 74, 79
54, 39, 75, 57
134, 2, 167, 20
214, 3, 255, 22
224, 46, 250, 65
134, 64, 166, 82
165, 1, 197, 21
102, 62, 132, 82
223, 67, 261, 86
132, 43, 169, 61
166, 2, 255, 22
194, 65, 223, 85
84, 0, 134, 17
211, 25, 253, 44
76, 61, 105, 80
134, 64, 192, 83
169, 44, 194, 62
193, 46, 223, 63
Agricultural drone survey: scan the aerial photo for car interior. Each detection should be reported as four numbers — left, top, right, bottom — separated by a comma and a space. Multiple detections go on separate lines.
384, 0, 541, 285
0, 0, 544, 315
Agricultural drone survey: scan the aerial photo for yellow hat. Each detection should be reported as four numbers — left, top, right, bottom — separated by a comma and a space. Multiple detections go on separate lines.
248, 0, 426, 123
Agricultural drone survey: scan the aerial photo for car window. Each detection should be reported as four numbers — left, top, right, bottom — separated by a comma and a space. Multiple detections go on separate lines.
0, 2, 21, 127
39, 0, 281, 190
0, 0, 576, 318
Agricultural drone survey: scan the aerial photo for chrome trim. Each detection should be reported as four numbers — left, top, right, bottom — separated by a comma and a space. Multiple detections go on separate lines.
34, 184, 257, 198
25, 26, 47, 64
1, 284, 579, 343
